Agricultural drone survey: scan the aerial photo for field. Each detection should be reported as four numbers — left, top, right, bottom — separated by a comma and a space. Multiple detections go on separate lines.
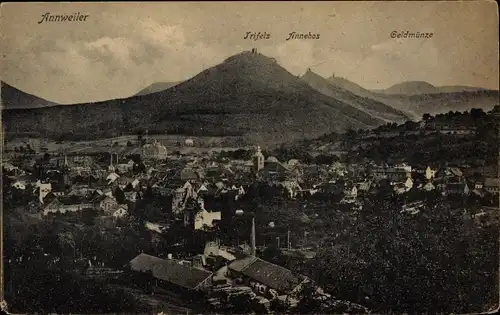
5, 134, 253, 156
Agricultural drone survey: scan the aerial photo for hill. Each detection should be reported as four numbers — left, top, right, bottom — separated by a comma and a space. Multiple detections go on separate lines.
2, 51, 384, 145
327, 76, 377, 99
375, 81, 438, 95
1, 81, 58, 109
134, 81, 181, 96
374, 81, 489, 95
301, 69, 411, 122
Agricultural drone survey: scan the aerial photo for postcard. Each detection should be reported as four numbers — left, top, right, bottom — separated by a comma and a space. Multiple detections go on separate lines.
1, 1, 499, 314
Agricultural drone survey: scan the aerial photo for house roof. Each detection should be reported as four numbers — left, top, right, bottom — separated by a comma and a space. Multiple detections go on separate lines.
484, 178, 500, 188
448, 167, 463, 177
446, 183, 468, 190
228, 256, 305, 294
129, 253, 213, 290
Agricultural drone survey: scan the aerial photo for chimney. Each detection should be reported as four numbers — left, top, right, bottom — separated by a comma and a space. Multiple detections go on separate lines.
251, 216, 256, 256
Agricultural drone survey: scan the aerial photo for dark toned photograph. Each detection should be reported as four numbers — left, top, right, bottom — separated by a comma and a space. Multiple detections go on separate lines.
1, 1, 499, 314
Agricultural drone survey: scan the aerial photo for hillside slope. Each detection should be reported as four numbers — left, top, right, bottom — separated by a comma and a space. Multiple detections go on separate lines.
302, 70, 411, 122
1, 81, 58, 109
134, 81, 181, 96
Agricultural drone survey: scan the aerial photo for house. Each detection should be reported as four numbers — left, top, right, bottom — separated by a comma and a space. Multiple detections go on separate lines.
328, 162, 347, 177
3, 163, 23, 176
128, 253, 213, 293
172, 181, 197, 214
193, 208, 222, 230
180, 167, 202, 181
472, 180, 484, 190
356, 180, 372, 193
117, 176, 135, 189
435, 167, 463, 181
115, 162, 134, 174
197, 183, 209, 195
422, 181, 436, 191
67, 185, 95, 197
42, 197, 93, 216
97, 196, 119, 214
185, 138, 194, 146
12, 180, 27, 190
102, 187, 114, 197
227, 256, 308, 296
425, 166, 437, 180
124, 191, 138, 202
259, 156, 291, 181
484, 178, 500, 194
145, 221, 167, 234
344, 184, 358, 198
445, 182, 470, 195
106, 172, 120, 184
403, 177, 414, 190
112, 204, 128, 219
393, 183, 407, 195
401, 201, 424, 214
38, 182, 52, 203
281, 180, 302, 199
372, 164, 412, 182
184, 198, 221, 230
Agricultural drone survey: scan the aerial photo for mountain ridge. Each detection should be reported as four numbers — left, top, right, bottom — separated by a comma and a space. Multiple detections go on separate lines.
301, 69, 411, 122
321, 77, 498, 118
134, 81, 182, 96
2, 51, 384, 145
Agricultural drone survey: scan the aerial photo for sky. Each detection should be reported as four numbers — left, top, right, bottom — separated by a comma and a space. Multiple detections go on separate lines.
1, 1, 499, 104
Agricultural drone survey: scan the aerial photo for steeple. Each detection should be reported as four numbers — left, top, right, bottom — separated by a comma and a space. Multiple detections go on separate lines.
251, 216, 256, 256
252, 145, 265, 172
108, 142, 115, 172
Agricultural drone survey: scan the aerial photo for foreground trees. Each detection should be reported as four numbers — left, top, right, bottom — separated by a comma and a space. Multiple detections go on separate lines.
307, 197, 499, 313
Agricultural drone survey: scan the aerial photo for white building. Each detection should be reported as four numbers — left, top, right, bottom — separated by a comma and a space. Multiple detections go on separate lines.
39, 182, 52, 203
185, 138, 194, 146
141, 140, 168, 161
425, 166, 436, 180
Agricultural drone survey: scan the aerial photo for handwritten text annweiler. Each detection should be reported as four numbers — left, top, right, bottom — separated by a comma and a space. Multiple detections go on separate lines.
38, 12, 89, 24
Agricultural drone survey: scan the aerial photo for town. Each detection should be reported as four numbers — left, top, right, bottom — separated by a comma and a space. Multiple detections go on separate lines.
2, 2, 500, 311
3, 106, 499, 313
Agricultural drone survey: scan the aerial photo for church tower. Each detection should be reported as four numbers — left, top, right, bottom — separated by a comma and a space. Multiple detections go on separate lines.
252, 146, 265, 172
108, 142, 116, 172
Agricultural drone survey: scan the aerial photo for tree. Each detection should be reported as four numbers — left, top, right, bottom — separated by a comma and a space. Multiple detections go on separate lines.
422, 113, 432, 121
81, 208, 98, 225
114, 187, 126, 204
471, 108, 486, 120
144, 185, 153, 200
261, 244, 286, 266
